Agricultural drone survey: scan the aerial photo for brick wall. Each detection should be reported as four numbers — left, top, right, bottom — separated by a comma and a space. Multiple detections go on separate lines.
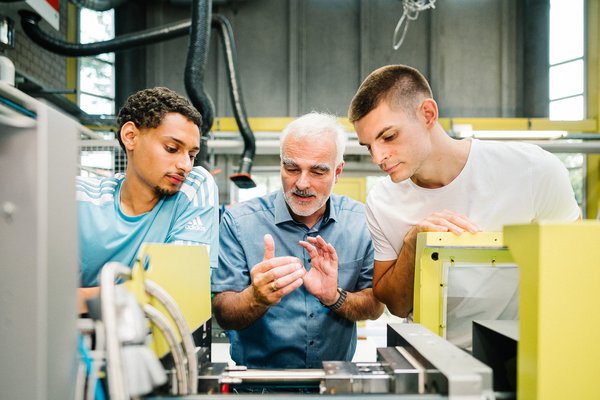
2, 1, 69, 89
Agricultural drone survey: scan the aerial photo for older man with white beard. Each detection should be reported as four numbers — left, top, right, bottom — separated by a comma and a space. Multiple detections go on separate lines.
212, 112, 383, 369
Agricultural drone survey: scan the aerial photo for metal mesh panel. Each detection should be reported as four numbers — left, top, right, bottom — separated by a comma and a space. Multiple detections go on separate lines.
79, 138, 125, 177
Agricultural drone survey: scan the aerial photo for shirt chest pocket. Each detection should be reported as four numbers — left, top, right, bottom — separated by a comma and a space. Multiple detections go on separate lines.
337, 259, 362, 289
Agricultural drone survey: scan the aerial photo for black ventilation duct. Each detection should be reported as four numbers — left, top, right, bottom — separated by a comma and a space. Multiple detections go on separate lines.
19, 4, 257, 187
184, 0, 214, 172
19, 10, 190, 57
212, 14, 256, 188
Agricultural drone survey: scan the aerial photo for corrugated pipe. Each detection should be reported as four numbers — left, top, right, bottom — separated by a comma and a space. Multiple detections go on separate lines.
19, 10, 190, 57
70, 0, 127, 11
183, 0, 214, 172
212, 14, 256, 188
19, 7, 256, 184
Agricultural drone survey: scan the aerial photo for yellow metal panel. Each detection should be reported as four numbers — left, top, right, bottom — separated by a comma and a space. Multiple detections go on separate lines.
212, 117, 599, 133
126, 261, 149, 305
587, 154, 600, 219
438, 118, 452, 132
85, 125, 119, 132
413, 232, 513, 337
333, 177, 367, 203
504, 222, 600, 400
586, 1, 600, 219
66, 4, 78, 104
127, 244, 212, 358
213, 117, 293, 132
528, 118, 597, 131
213, 117, 354, 133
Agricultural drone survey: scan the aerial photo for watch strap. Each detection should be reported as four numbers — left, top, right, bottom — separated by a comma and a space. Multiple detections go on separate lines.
322, 288, 347, 311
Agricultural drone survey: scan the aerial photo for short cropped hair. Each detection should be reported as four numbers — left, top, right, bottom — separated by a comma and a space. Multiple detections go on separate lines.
348, 64, 433, 123
280, 112, 347, 166
116, 87, 202, 152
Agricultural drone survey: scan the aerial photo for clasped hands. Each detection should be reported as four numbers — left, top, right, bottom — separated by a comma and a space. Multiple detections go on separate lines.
250, 234, 339, 307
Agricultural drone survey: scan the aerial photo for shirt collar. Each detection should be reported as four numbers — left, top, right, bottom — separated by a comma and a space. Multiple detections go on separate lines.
274, 190, 338, 226
274, 190, 294, 225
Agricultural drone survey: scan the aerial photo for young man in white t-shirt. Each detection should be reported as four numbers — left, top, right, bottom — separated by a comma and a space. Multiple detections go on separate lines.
348, 64, 580, 347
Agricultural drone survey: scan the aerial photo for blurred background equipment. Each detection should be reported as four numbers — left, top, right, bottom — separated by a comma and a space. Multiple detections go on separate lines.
0, 81, 83, 400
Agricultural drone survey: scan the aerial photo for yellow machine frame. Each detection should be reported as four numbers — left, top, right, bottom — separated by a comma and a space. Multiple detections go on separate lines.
414, 224, 600, 399
413, 231, 515, 337
504, 222, 600, 400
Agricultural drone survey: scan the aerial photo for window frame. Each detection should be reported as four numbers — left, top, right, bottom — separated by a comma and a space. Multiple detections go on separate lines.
77, 8, 116, 116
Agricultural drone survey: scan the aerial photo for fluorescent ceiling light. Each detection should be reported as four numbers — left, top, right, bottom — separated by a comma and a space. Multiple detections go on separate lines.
452, 125, 567, 140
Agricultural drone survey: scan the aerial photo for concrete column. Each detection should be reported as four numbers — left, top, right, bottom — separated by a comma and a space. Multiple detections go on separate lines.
115, 1, 147, 110
522, 0, 549, 117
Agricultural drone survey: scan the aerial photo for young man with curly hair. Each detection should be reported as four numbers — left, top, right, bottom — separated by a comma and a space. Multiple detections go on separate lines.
77, 87, 219, 312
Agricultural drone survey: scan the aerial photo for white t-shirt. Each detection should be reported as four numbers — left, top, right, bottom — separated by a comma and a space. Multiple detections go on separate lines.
366, 139, 580, 347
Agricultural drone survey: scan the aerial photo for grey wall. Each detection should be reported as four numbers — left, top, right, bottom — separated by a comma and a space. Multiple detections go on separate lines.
124, 0, 546, 204
139, 0, 542, 119
2, 0, 547, 119
2, 0, 548, 205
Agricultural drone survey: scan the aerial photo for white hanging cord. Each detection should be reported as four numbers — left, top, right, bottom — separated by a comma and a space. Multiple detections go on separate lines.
393, 0, 437, 50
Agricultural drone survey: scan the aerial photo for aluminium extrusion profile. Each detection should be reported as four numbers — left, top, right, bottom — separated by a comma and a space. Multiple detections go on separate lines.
387, 323, 494, 400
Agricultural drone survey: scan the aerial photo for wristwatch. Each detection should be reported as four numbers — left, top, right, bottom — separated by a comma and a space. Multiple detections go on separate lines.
322, 288, 347, 311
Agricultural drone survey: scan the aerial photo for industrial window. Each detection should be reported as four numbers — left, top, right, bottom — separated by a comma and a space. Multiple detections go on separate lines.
547, 0, 586, 215
78, 8, 115, 115
549, 0, 585, 120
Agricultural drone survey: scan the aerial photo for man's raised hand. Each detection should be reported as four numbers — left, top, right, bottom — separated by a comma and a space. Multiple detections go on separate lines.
249, 234, 305, 306
299, 235, 339, 305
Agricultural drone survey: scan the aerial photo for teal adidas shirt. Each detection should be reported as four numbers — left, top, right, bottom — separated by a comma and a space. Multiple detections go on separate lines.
77, 167, 219, 287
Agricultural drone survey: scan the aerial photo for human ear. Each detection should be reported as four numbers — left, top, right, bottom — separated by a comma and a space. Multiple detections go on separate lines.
334, 161, 345, 183
419, 99, 438, 128
120, 121, 138, 151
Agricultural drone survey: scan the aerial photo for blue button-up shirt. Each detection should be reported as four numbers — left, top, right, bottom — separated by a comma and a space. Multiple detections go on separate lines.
212, 190, 374, 368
